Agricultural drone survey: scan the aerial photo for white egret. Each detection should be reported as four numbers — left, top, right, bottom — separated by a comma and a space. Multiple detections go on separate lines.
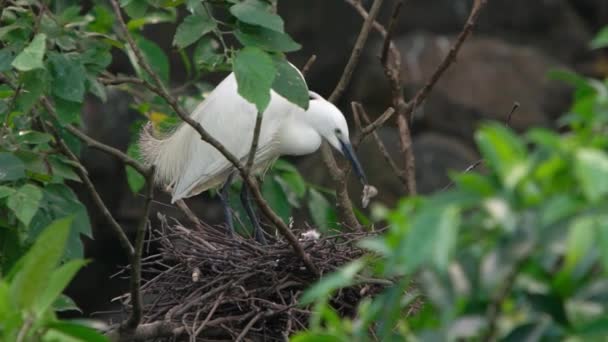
139, 65, 367, 243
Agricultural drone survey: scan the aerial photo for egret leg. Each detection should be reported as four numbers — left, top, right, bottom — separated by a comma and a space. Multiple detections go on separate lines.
240, 182, 267, 244
218, 173, 235, 235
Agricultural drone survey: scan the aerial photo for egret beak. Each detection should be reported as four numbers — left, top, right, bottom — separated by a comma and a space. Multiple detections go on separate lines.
339, 140, 368, 185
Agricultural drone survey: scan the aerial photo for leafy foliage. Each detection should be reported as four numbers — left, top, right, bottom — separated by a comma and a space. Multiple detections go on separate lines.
0, 0, 314, 339
296, 27, 608, 342
0, 218, 106, 341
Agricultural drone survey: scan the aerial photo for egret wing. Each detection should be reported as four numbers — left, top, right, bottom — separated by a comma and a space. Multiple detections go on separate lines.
171, 74, 296, 201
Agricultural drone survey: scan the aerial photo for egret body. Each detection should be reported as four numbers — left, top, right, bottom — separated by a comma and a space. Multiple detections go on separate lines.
140, 66, 367, 242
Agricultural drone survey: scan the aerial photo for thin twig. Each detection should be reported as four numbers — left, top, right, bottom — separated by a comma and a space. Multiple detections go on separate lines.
246, 112, 264, 173
322, 0, 385, 230
403, 0, 489, 122
355, 104, 407, 185
124, 166, 155, 331
380, 0, 404, 66
506, 102, 520, 127
108, 0, 318, 276
329, 0, 385, 104
235, 311, 264, 341
40, 97, 148, 176
193, 292, 224, 338
39, 101, 135, 257
301, 55, 317, 77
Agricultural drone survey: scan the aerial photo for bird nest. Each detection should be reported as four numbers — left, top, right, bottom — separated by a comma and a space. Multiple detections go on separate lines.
128, 214, 386, 341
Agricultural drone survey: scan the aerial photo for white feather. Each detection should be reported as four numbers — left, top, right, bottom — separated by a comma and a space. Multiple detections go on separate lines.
139, 65, 359, 204
140, 74, 300, 203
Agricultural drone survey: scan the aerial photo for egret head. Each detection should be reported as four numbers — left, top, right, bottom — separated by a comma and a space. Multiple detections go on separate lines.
307, 92, 368, 185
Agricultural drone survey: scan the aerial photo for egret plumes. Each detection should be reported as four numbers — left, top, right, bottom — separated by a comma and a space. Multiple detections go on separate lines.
139, 64, 367, 242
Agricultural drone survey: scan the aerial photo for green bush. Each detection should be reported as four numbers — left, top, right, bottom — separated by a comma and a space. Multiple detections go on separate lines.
295, 32, 608, 342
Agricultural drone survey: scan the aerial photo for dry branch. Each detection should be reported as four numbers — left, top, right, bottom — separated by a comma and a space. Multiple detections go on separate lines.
323, 0, 385, 230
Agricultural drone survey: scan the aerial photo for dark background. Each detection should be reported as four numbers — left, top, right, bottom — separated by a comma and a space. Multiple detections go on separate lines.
67, 0, 608, 321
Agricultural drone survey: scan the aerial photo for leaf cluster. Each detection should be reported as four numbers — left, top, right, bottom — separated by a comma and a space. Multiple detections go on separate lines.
296, 28, 608, 341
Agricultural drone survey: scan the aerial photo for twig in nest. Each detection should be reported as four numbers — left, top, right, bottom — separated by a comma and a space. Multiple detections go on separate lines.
127, 217, 394, 340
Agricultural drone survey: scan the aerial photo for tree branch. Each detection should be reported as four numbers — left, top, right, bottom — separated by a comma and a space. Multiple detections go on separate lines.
301, 55, 317, 77
123, 166, 155, 332
39, 99, 135, 256
322, 0, 385, 230
109, 0, 318, 276
246, 112, 263, 173
353, 103, 407, 185
329, 0, 384, 104
40, 97, 149, 176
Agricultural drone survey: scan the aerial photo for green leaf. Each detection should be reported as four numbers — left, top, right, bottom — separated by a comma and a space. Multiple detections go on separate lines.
16, 69, 48, 113
44, 322, 109, 342
48, 53, 86, 103
0, 49, 15, 71
10, 217, 73, 310
29, 184, 92, 260
291, 333, 343, 342
591, 26, 608, 49
235, 24, 301, 52
272, 56, 309, 110
300, 259, 365, 305
563, 216, 595, 274
15, 130, 53, 145
230, 0, 284, 32
0, 84, 14, 98
193, 36, 223, 70
279, 170, 306, 198
88, 5, 115, 34
87, 76, 107, 102
0, 185, 15, 199
7, 184, 43, 226
574, 148, 608, 202
308, 188, 337, 232
53, 294, 82, 313
128, 36, 170, 85
262, 175, 291, 223
233, 46, 276, 112
0, 24, 22, 40
123, 0, 148, 18
0, 152, 26, 181
35, 259, 87, 315
401, 204, 460, 272
173, 14, 216, 49
11, 33, 46, 71
48, 155, 81, 182
475, 124, 528, 189
54, 97, 83, 125
126, 144, 145, 193
598, 217, 608, 272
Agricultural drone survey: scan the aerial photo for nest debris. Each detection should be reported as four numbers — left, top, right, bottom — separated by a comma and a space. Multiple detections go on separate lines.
122, 214, 387, 341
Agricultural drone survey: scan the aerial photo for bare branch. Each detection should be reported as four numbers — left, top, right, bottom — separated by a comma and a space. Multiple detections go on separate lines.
301, 54, 317, 77
403, 0, 489, 122
380, 0, 404, 66
329, 0, 385, 104
354, 103, 407, 185
322, 0, 385, 230
123, 168, 155, 331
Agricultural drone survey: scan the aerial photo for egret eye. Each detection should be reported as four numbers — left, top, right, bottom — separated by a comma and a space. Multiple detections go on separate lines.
334, 128, 341, 135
